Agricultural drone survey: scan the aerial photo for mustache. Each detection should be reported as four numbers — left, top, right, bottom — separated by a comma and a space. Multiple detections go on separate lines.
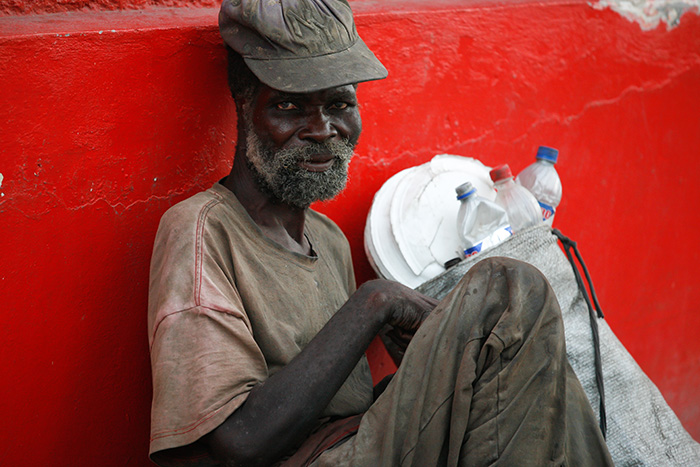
273, 139, 355, 170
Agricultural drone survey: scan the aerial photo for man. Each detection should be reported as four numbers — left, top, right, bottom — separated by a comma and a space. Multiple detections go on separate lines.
147, 0, 613, 465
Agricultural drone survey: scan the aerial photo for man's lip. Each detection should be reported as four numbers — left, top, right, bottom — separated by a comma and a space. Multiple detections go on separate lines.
298, 155, 334, 172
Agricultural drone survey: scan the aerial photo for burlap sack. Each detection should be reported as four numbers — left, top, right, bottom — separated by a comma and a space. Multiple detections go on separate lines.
417, 224, 700, 466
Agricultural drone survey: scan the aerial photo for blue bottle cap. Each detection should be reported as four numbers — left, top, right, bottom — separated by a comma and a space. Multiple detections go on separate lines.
455, 181, 477, 200
536, 146, 559, 163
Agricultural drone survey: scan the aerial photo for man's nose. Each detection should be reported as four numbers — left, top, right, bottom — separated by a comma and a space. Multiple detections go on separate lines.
298, 110, 337, 142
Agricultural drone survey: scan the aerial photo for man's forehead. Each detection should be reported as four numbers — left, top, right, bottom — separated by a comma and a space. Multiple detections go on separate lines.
263, 84, 358, 101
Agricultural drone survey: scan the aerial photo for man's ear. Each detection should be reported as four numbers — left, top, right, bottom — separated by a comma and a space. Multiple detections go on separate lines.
234, 93, 255, 134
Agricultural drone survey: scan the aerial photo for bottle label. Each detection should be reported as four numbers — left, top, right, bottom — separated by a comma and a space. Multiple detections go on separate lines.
464, 227, 512, 257
539, 201, 555, 221
464, 242, 483, 257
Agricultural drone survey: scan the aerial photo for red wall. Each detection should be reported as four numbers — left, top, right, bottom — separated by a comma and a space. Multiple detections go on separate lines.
1, 1, 698, 465
0, 0, 218, 15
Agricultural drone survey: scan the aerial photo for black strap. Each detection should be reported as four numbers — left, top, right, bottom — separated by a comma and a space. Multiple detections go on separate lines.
552, 228, 607, 439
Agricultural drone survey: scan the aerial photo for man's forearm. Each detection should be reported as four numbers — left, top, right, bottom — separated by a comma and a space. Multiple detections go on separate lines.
205, 281, 390, 466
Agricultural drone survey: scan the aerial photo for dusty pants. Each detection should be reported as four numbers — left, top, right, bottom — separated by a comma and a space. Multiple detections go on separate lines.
313, 257, 612, 466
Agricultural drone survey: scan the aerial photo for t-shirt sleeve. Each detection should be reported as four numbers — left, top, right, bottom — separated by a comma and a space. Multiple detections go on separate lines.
149, 306, 268, 462
147, 196, 269, 464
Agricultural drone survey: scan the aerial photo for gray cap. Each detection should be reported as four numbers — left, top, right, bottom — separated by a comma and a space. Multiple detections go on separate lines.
219, 0, 388, 93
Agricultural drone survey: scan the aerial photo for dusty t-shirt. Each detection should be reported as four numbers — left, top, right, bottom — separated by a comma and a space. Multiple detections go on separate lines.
148, 182, 374, 466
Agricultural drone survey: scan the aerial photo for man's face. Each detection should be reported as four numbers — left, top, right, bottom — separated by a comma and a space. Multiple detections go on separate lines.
243, 84, 362, 209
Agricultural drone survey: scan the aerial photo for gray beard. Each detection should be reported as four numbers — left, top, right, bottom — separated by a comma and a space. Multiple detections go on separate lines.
245, 121, 356, 209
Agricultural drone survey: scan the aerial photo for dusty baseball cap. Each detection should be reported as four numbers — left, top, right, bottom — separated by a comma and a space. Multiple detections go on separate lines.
219, 0, 388, 93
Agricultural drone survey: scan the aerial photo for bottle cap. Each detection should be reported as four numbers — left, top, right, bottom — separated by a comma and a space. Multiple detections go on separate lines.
536, 146, 559, 163
489, 164, 513, 182
455, 182, 476, 200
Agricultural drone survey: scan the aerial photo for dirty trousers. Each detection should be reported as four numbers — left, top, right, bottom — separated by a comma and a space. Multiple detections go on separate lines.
313, 257, 613, 466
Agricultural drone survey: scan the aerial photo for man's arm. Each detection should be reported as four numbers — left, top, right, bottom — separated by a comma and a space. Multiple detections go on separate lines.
203, 279, 438, 467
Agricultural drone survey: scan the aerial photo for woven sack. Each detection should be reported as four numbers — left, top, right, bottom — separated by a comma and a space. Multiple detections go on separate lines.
417, 224, 700, 466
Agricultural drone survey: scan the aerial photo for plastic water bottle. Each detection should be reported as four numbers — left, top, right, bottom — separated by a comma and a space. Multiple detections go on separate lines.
455, 182, 512, 257
516, 146, 562, 225
489, 164, 542, 233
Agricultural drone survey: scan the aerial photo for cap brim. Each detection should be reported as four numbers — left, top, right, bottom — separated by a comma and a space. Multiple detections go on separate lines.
244, 38, 388, 93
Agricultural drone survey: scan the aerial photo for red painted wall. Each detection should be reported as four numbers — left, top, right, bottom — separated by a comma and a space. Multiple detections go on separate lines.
1, 1, 698, 465
0, 0, 218, 15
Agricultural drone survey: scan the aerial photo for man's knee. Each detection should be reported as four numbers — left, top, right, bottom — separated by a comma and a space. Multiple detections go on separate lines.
464, 256, 558, 324
470, 255, 539, 275
468, 256, 550, 292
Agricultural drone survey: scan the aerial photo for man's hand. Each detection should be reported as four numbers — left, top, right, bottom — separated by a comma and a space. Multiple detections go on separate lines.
359, 279, 439, 333
379, 325, 412, 367
358, 279, 439, 365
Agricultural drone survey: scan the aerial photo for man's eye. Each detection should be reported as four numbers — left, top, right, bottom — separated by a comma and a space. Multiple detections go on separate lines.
331, 102, 349, 110
276, 102, 298, 110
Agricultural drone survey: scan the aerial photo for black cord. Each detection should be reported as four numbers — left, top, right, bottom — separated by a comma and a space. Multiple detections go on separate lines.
552, 228, 607, 439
